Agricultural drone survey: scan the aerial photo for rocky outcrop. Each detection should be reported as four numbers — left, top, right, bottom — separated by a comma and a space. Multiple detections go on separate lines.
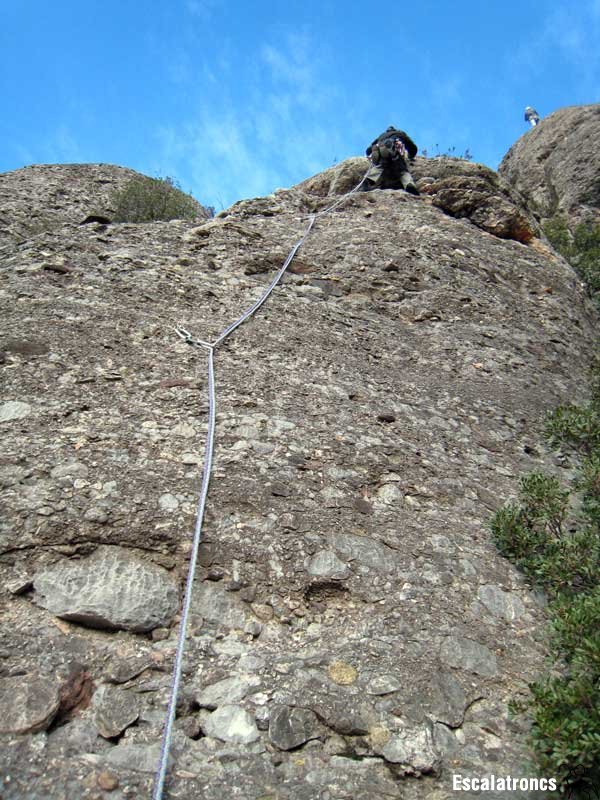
0, 141, 598, 799
415, 158, 541, 243
0, 163, 210, 246
499, 103, 600, 227
299, 155, 539, 243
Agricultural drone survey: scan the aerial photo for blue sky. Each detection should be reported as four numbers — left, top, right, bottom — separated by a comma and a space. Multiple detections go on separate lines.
1, 1, 599, 211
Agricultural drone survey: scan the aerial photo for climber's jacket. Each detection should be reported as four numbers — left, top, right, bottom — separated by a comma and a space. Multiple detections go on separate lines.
366, 127, 418, 165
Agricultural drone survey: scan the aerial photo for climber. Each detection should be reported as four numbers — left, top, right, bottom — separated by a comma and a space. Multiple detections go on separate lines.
363, 126, 419, 195
524, 106, 541, 127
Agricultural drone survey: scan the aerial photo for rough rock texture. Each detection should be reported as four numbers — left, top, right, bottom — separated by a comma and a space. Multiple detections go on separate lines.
268, 705, 321, 750
499, 103, 600, 227
0, 163, 210, 246
0, 676, 60, 735
298, 155, 540, 243
0, 132, 598, 799
92, 684, 140, 739
33, 545, 180, 632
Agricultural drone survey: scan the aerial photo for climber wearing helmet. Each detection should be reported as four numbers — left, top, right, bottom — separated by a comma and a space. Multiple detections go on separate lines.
363, 126, 419, 195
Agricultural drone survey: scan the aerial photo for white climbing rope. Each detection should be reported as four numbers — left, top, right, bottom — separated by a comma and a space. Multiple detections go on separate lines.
152, 170, 369, 799
151, 342, 215, 800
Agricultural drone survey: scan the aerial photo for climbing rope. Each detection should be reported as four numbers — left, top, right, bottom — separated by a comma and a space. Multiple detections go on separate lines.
152, 170, 369, 799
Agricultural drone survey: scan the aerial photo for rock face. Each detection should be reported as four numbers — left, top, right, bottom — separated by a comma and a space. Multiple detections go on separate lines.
499, 103, 600, 227
299, 155, 540, 243
33, 546, 180, 632
0, 163, 210, 246
0, 113, 599, 799
0, 676, 60, 735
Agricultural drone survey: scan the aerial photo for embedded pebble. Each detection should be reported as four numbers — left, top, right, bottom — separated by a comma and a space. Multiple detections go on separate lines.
202, 704, 260, 743
33, 546, 179, 632
0, 401, 32, 423
158, 493, 179, 511
0, 675, 60, 734
269, 705, 320, 750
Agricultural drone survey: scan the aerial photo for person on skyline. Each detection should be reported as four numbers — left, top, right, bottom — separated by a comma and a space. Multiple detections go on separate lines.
363, 126, 419, 195
524, 106, 541, 127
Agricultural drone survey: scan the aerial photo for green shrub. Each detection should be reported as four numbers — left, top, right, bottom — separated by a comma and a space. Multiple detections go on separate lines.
543, 216, 600, 310
490, 370, 600, 790
573, 224, 600, 304
546, 367, 600, 534
545, 403, 600, 457
551, 588, 600, 662
544, 215, 572, 257
528, 662, 600, 790
528, 589, 600, 789
491, 473, 598, 596
110, 175, 202, 223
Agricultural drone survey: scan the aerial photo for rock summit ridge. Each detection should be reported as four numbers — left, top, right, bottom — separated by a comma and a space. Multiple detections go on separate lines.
500, 102, 600, 227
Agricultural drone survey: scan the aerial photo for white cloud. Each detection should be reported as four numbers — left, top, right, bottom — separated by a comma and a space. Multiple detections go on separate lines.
258, 33, 336, 113
429, 74, 463, 113
152, 28, 366, 209
11, 143, 36, 168
54, 126, 82, 161
167, 48, 194, 85
155, 114, 283, 210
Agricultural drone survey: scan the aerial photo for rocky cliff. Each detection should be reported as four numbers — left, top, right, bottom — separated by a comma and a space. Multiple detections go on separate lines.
0, 111, 598, 800
499, 103, 600, 228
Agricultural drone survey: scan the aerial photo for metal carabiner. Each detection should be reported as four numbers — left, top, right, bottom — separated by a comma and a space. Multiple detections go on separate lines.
174, 326, 214, 351
174, 326, 193, 343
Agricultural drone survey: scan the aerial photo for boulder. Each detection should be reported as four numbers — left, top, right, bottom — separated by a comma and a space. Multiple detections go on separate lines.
0, 675, 60, 734
33, 546, 179, 632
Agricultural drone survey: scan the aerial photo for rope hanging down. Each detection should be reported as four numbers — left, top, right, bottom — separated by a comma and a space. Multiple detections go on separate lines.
152, 170, 369, 800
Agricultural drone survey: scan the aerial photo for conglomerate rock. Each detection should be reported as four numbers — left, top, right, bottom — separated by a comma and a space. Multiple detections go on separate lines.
0, 144, 598, 799
499, 103, 600, 227
0, 163, 210, 246
297, 155, 540, 243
